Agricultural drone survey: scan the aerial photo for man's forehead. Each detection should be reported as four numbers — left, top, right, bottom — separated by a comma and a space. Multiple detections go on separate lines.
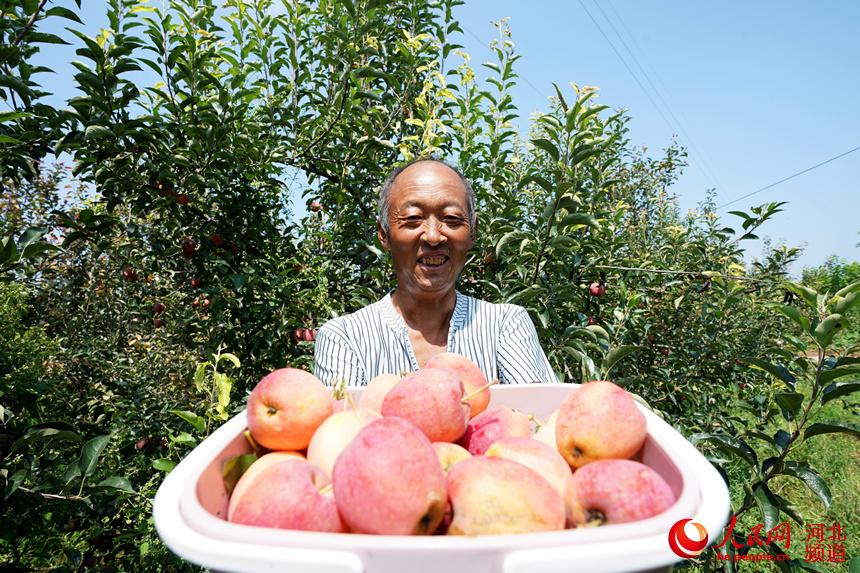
390, 161, 469, 207
396, 197, 466, 211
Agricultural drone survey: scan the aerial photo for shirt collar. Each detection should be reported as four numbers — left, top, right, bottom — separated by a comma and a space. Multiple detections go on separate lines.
380, 290, 467, 336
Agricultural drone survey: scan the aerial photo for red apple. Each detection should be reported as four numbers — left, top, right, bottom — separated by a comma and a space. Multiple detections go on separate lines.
209, 232, 225, 248
458, 406, 532, 455
152, 302, 166, 315
228, 458, 346, 533
359, 373, 401, 413
332, 417, 446, 535
588, 282, 606, 297
381, 367, 470, 442
181, 238, 196, 259
424, 353, 491, 418
447, 456, 565, 535
246, 368, 333, 450
555, 381, 647, 469
567, 459, 675, 526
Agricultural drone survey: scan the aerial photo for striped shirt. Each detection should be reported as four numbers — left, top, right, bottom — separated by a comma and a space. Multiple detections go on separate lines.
313, 291, 556, 387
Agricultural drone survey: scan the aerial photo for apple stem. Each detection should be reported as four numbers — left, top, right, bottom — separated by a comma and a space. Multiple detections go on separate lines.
318, 484, 333, 496
460, 379, 498, 404
527, 413, 546, 428
344, 391, 357, 411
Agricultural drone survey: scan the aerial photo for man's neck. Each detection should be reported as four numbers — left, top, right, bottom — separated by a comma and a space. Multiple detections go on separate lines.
390, 288, 457, 338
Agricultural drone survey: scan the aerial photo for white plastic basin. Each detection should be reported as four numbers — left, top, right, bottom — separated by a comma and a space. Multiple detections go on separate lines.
153, 384, 729, 573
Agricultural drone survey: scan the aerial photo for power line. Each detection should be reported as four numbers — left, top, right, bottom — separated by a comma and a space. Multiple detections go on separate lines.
715, 144, 860, 210
575, 0, 720, 185
576, 0, 670, 130
601, 0, 722, 189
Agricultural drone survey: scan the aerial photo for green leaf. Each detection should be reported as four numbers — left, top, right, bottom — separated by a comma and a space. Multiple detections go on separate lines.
0, 135, 23, 144
522, 174, 553, 193
752, 482, 780, 530
821, 380, 860, 404
774, 429, 791, 450
506, 285, 543, 305
559, 213, 599, 229
692, 433, 758, 467
172, 432, 197, 447
170, 410, 205, 433
193, 363, 207, 392
834, 291, 860, 314
495, 231, 522, 259
45, 6, 83, 23
585, 324, 610, 342
10, 427, 81, 455
772, 491, 804, 525
786, 282, 819, 310
601, 345, 641, 377
218, 352, 241, 369
152, 459, 176, 472
84, 125, 113, 141
571, 145, 601, 166
774, 392, 803, 421
79, 435, 110, 477
813, 314, 847, 347
531, 138, 559, 162
27, 32, 70, 45
579, 104, 609, 124
63, 461, 81, 485
228, 274, 246, 290
221, 453, 257, 497
743, 357, 796, 389
94, 476, 135, 494
4, 469, 26, 500
820, 366, 860, 385
837, 356, 860, 367
779, 461, 831, 510
804, 422, 860, 440
17, 227, 48, 253
769, 303, 811, 332
552, 82, 568, 112
0, 111, 32, 122
214, 372, 232, 412
833, 279, 860, 299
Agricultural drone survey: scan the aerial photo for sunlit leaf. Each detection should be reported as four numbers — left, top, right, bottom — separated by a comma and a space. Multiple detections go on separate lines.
79, 435, 110, 477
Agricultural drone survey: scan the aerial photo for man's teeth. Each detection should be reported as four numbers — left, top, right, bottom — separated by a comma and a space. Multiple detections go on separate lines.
420, 256, 446, 265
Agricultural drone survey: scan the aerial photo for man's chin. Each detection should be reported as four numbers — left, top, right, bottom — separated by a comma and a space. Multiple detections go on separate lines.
403, 277, 455, 296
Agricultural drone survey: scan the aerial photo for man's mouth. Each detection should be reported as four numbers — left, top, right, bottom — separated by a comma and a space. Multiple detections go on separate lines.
418, 255, 449, 268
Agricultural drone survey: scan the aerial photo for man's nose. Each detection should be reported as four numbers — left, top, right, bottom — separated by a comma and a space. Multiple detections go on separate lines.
421, 217, 445, 244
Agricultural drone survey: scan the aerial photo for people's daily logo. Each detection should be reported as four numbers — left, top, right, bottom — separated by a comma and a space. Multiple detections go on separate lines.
668, 519, 709, 558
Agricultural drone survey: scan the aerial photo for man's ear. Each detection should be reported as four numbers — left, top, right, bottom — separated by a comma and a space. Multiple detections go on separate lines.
377, 218, 390, 250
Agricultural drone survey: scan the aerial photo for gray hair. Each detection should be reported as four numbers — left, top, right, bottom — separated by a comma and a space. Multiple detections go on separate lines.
377, 157, 477, 236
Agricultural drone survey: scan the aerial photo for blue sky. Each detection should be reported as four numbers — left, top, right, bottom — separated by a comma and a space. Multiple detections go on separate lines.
32, 1, 859, 274
453, 1, 860, 273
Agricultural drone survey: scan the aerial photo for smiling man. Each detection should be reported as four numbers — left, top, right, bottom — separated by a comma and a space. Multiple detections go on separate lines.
313, 158, 555, 387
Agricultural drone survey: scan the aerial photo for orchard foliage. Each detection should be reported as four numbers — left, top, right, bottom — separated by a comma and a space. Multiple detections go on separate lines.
1, 0, 857, 570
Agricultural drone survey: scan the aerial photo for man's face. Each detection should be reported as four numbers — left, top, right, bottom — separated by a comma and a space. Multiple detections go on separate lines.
378, 161, 476, 298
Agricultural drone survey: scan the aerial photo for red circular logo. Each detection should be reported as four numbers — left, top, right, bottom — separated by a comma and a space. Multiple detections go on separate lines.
668, 519, 709, 558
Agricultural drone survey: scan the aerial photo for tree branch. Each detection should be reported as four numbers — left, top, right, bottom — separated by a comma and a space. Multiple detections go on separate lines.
13, 0, 49, 46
